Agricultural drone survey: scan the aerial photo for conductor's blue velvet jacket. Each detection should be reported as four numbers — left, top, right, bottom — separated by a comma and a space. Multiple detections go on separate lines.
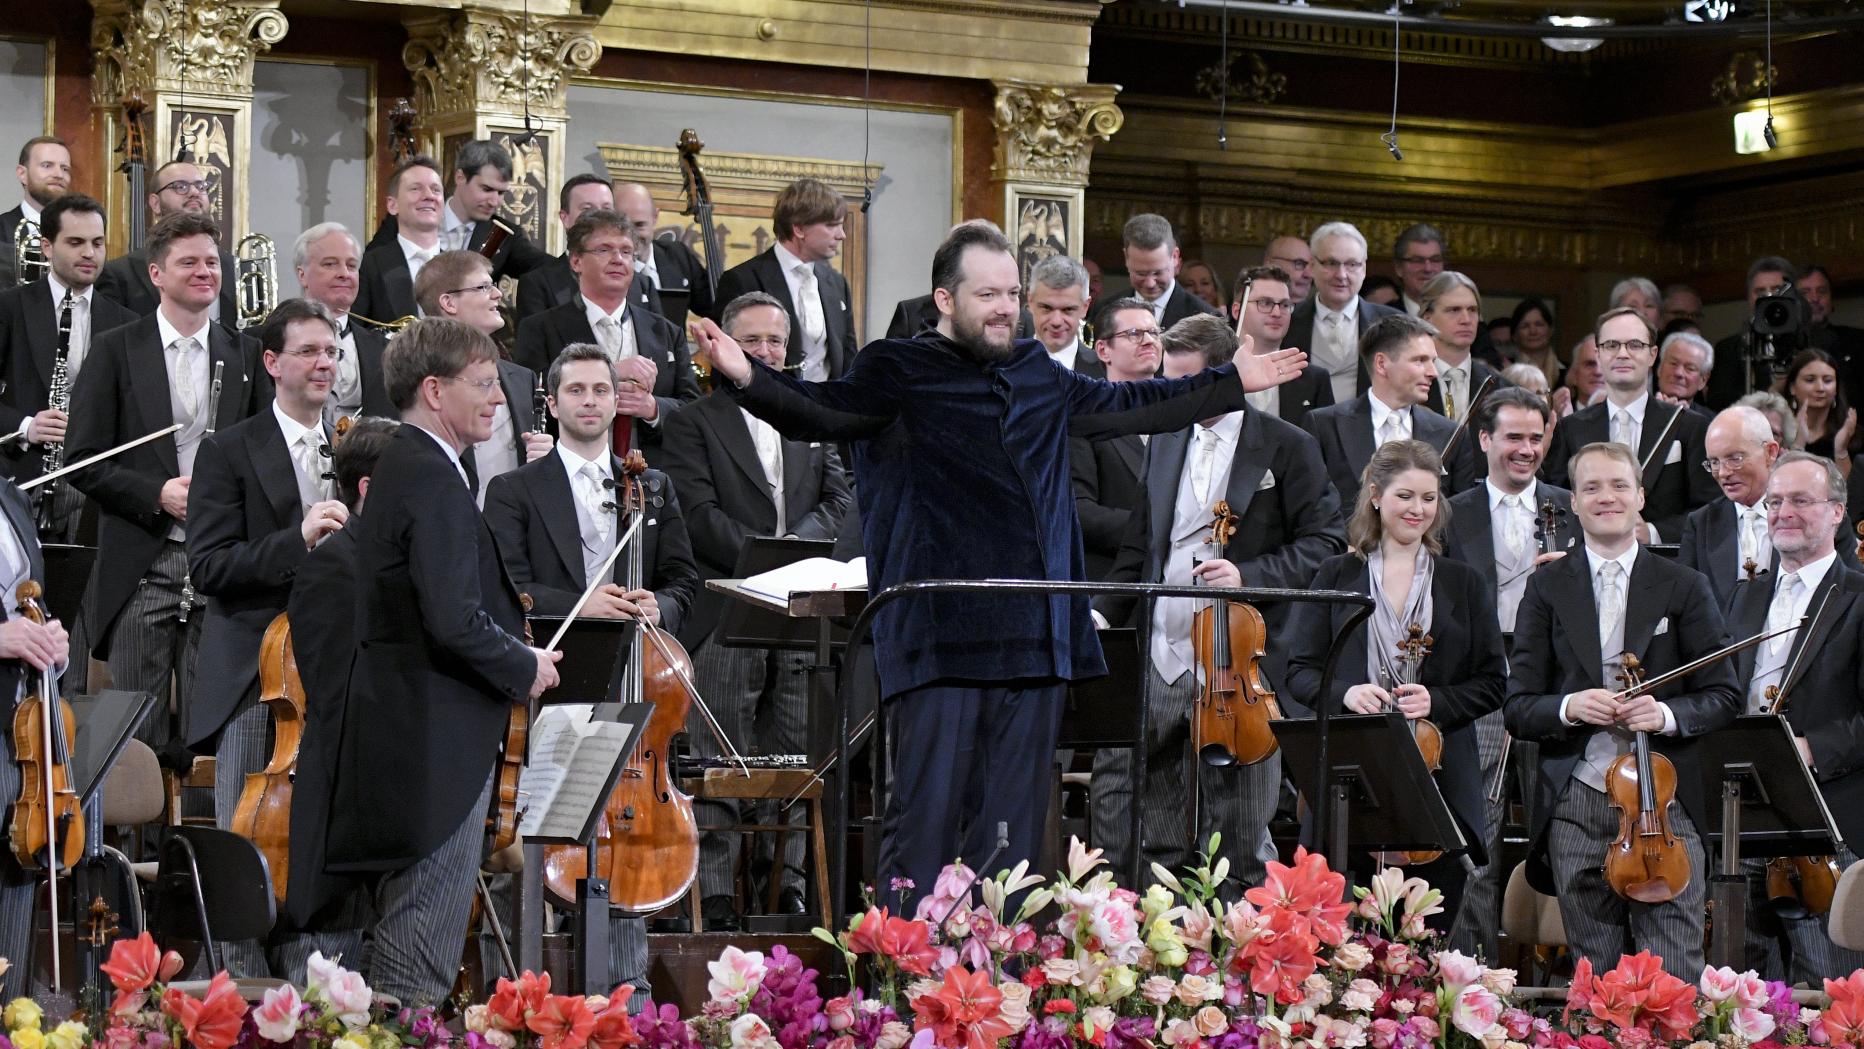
728, 333, 1250, 699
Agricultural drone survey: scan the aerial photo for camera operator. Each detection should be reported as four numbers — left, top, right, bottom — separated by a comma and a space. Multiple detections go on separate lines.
1707, 256, 1800, 411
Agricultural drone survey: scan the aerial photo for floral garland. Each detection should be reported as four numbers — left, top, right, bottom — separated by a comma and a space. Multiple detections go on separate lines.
3, 839, 1860, 1049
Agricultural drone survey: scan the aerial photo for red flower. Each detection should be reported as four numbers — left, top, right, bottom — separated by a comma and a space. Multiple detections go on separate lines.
100, 932, 183, 995
161, 973, 248, 1049
911, 967, 1014, 1049
1244, 847, 1352, 945
1825, 972, 1864, 1044
1241, 926, 1320, 1003
488, 971, 554, 1032
1044, 1001, 1077, 1015
1565, 959, 1596, 1026
589, 986, 641, 1049
848, 907, 941, 977
529, 994, 597, 1049
1574, 953, 1697, 1039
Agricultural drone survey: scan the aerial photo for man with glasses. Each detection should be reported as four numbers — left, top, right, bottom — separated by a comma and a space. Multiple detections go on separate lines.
185, 298, 359, 978
1262, 234, 1314, 303
515, 210, 698, 456
68, 212, 268, 758
413, 250, 551, 500
1726, 451, 1864, 984
1284, 221, 1402, 405
1072, 297, 1162, 579
1230, 264, 1332, 428
355, 157, 447, 327
1546, 307, 1718, 542
1122, 213, 1220, 328
1392, 224, 1446, 318
1707, 256, 1797, 411
1680, 406, 1860, 612
97, 159, 238, 328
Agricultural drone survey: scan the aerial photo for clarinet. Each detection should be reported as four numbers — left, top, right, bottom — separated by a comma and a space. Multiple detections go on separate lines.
33, 293, 74, 534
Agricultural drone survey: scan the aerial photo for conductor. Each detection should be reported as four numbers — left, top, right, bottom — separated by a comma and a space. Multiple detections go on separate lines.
689, 222, 1307, 906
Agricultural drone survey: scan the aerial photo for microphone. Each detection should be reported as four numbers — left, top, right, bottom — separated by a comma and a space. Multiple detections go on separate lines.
930, 821, 1010, 934
1381, 131, 1404, 161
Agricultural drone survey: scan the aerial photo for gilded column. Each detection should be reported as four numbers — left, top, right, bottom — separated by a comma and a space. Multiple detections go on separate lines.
89, 0, 289, 253
402, 8, 601, 254
991, 79, 1123, 282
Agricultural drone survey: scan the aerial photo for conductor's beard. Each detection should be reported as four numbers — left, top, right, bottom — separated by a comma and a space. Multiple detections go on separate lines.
951, 309, 1016, 363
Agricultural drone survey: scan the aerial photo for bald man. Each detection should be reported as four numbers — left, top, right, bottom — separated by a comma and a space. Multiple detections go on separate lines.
613, 181, 713, 332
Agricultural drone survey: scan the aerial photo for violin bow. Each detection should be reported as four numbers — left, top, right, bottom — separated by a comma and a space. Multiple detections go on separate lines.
640, 617, 750, 775
1607, 619, 1804, 702
21, 424, 183, 490
1768, 581, 1838, 714
542, 511, 645, 653
779, 710, 879, 812
1636, 401, 1687, 480
1438, 374, 1497, 472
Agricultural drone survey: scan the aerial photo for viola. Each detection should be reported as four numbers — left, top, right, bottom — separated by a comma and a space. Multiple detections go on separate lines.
1602, 653, 1693, 903
12, 580, 82, 996
231, 613, 305, 905
1377, 624, 1443, 866
1189, 501, 1281, 768
1489, 498, 1567, 806
541, 452, 700, 912
677, 129, 725, 389
488, 593, 534, 854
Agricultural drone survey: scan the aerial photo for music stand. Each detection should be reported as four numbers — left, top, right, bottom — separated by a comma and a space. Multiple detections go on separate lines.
64, 688, 155, 995
1273, 713, 1466, 866
1644, 543, 1682, 561
1059, 628, 1146, 885
1696, 713, 1843, 968
42, 544, 96, 628
715, 538, 843, 651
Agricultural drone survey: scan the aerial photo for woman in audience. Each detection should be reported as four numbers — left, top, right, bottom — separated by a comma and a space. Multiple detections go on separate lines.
1181, 260, 1225, 310
1784, 348, 1859, 468
1283, 440, 1504, 935
1510, 298, 1561, 390
1362, 275, 1402, 308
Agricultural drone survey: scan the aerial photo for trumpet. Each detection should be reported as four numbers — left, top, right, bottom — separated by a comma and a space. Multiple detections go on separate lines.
235, 233, 277, 330
13, 220, 46, 287
348, 312, 417, 335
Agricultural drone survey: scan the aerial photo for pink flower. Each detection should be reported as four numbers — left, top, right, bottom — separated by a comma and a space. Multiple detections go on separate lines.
306, 951, 372, 1028
1452, 984, 1505, 1039
1730, 1008, 1777, 1043
825, 997, 857, 1032
1339, 979, 1381, 1013
707, 946, 768, 1003
1382, 943, 1413, 975
253, 984, 303, 1044
728, 1014, 778, 1049
1434, 950, 1483, 992
826, 1039, 856, 1049
875, 1022, 914, 1049
1193, 1007, 1228, 1038
1332, 942, 1372, 972
1700, 966, 1743, 1003
1086, 899, 1143, 962
1141, 976, 1176, 1006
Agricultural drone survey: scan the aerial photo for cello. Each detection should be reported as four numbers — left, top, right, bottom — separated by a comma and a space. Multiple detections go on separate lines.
12, 580, 82, 996
677, 129, 725, 389
1189, 501, 1281, 767
1602, 653, 1693, 903
540, 452, 701, 912
230, 613, 304, 905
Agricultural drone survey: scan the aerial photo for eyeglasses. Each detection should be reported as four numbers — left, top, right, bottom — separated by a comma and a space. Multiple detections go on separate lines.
1267, 256, 1312, 272
281, 346, 346, 363
1762, 495, 1839, 513
1598, 339, 1654, 356
1314, 258, 1366, 273
1247, 298, 1294, 314
1701, 452, 1750, 475
1400, 254, 1445, 267
1107, 326, 1163, 344
441, 375, 501, 393
577, 245, 635, 261
735, 335, 788, 349
158, 179, 210, 197
447, 281, 501, 298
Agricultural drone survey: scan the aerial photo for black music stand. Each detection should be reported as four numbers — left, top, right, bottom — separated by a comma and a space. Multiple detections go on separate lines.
1274, 713, 1466, 867
1696, 713, 1842, 968
41, 544, 95, 628
60, 689, 155, 997
1059, 628, 1146, 885
513, 617, 633, 993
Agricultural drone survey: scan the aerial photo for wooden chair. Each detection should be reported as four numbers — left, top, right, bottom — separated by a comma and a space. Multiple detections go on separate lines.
680, 767, 832, 927
1499, 862, 1567, 982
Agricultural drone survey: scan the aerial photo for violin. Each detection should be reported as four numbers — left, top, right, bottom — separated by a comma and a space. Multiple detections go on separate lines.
1603, 652, 1693, 903
11, 580, 81, 996
1189, 501, 1282, 768
1378, 624, 1444, 866
541, 452, 700, 912
677, 130, 725, 390
488, 593, 534, 853
230, 613, 304, 905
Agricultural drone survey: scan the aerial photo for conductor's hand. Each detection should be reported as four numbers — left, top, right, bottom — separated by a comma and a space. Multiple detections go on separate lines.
521, 430, 554, 463
26, 409, 66, 446
1391, 683, 1433, 720
1343, 683, 1392, 715
1191, 558, 1241, 589
580, 584, 636, 620
1565, 688, 1619, 727
1235, 345, 1309, 394
689, 317, 751, 387
301, 499, 349, 549
159, 476, 190, 520
0, 618, 64, 672
528, 647, 563, 700
1616, 694, 1666, 734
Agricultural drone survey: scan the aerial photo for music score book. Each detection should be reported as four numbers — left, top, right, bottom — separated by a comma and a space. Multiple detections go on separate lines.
741, 556, 867, 602
516, 702, 651, 845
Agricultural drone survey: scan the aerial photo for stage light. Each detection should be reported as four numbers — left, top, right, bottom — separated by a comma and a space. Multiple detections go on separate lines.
1734, 109, 1776, 154
1541, 15, 1611, 52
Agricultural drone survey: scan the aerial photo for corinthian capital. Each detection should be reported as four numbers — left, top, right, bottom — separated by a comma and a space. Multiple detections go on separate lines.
89, 0, 288, 106
402, 7, 601, 123
991, 80, 1124, 188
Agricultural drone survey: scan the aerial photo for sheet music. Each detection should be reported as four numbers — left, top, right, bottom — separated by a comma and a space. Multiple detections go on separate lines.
516, 704, 637, 842
741, 556, 867, 602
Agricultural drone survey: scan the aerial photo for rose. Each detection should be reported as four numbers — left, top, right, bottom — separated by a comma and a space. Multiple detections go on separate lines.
1332, 943, 1373, 971
875, 1021, 913, 1049
333, 1036, 371, 1049
254, 984, 304, 1044
729, 1015, 778, 1049
1480, 969, 1518, 997
1161, 1018, 1202, 1047
1452, 985, 1504, 1039
1102, 966, 1138, 1002
998, 982, 1033, 1034
1176, 975, 1221, 1006
4, 999, 42, 1032
1340, 979, 1381, 1013
12, 1028, 43, 1049
1141, 976, 1176, 1006
483, 1033, 517, 1049
1043, 959, 1081, 987
1433, 951, 1483, 992
465, 1005, 494, 1035
825, 997, 857, 1033
1382, 943, 1413, 975
1194, 1008, 1228, 1038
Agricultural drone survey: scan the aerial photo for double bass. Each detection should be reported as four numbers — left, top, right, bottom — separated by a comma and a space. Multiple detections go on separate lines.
1189, 501, 1281, 768
230, 614, 305, 905
540, 452, 700, 912
12, 580, 82, 996
677, 130, 726, 389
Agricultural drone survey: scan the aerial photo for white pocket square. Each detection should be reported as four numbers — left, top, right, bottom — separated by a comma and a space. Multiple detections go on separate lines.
1663, 441, 1682, 465
1653, 617, 1670, 636
1256, 472, 1277, 490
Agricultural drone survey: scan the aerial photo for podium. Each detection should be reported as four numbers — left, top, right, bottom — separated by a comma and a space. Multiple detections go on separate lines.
1273, 713, 1466, 865
1696, 714, 1842, 968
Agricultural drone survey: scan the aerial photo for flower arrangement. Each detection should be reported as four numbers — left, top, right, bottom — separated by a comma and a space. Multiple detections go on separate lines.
5, 840, 1862, 1049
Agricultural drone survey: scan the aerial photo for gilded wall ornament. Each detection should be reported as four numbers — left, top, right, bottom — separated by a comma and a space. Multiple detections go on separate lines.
1195, 49, 1288, 106
90, 0, 288, 105
991, 80, 1124, 188
1711, 51, 1779, 106
403, 10, 600, 121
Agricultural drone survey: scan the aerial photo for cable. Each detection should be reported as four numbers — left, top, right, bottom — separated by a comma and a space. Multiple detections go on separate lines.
860, 0, 874, 213
1216, 0, 1229, 150
1763, 0, 1779, 149
514, 0, 539, 146
1381, 2, 1404, 161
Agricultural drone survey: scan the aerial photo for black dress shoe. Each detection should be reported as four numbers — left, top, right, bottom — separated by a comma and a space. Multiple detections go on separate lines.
703, 894, 742, 932
778, 888, 808, 915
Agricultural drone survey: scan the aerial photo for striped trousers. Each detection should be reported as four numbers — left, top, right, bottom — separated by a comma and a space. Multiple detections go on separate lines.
366, 773, 494, 1005
0, 740, 36, 1000
103, 541, 200, 757
688, 641, 810, 902
1743, 848, 1864, 983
